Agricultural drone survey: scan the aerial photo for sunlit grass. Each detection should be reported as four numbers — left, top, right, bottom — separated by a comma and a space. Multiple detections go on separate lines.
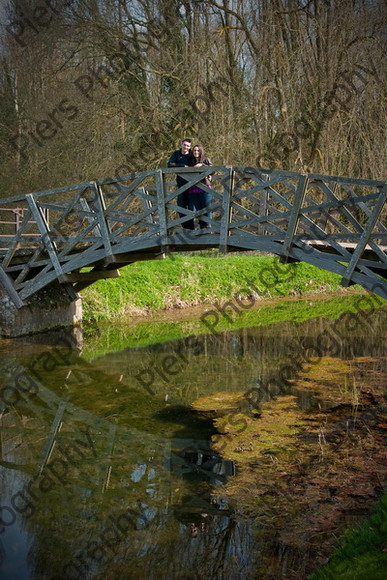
81, 253, 360, 320
309, 494, 387, 579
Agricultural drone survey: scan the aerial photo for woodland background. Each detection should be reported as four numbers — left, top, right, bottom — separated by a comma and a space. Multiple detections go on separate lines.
0, 0, 385, 198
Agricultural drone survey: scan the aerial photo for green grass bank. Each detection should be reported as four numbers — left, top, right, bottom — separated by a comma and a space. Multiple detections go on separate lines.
81, 253, 360, 320
309, 494, 387, 580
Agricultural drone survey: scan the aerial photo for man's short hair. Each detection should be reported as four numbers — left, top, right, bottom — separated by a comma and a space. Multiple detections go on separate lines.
182, 138, 191, 143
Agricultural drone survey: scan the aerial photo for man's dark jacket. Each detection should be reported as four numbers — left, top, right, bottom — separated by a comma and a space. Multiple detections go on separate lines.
167, 150, 194, 189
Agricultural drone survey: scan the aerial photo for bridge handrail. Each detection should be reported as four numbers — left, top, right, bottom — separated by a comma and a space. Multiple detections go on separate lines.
0, 166, 385, 206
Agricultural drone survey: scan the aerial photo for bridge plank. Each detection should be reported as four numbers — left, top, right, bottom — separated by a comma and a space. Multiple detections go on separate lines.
0, 182, 92, 205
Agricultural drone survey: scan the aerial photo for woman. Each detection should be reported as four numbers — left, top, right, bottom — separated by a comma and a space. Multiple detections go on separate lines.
188, 144, 213, 229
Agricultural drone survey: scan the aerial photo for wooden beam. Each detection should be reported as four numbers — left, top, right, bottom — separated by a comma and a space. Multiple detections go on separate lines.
219, 167, 233, 253
79, 198, 101, 237
258, 174, 269, 235
0, 266, 24, 308
101, 252, 165, 264
156, 169, 168, 250
63, 269, 121, 283
341, 185, 387, 286
282, 173, 309, 258
26, 194, 66, 282
92, 182, 114, 262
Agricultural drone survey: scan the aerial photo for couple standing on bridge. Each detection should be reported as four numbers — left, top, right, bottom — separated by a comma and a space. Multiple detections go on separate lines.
167, 138, 213, 230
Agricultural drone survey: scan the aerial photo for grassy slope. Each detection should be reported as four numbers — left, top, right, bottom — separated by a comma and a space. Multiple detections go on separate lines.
81, 253, 359, 320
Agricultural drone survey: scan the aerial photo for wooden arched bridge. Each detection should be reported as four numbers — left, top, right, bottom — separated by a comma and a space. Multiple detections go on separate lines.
0, 166, 386, 306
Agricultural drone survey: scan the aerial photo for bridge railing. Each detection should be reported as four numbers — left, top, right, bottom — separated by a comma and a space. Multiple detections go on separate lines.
0, 207, 44, 242
0, 166, 385, 305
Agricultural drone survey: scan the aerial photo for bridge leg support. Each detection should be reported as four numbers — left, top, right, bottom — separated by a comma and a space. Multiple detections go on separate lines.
0, 281, 82, 338
279, 255, 300, 264
340, 278, 356, 288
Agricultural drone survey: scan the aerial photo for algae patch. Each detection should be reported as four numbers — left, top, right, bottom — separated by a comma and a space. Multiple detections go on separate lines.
192, 356, 387, 578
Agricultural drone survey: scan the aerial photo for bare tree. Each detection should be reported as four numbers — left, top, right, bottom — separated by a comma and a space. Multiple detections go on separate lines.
0, 0, 385, 198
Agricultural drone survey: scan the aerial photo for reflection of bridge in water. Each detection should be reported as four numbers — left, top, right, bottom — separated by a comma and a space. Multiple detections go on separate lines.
0, 167, 386, 307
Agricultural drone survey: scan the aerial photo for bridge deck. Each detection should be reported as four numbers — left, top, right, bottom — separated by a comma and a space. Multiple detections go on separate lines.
0, 166, 386, 305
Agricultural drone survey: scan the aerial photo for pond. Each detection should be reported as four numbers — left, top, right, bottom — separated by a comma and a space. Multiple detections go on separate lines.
0, 294, 386, 579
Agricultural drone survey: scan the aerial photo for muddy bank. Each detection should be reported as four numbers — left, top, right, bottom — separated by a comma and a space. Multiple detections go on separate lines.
193, 356, 387, 578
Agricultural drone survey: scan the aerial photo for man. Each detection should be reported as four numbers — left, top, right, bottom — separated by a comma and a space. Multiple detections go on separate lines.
167, 138, 195, 229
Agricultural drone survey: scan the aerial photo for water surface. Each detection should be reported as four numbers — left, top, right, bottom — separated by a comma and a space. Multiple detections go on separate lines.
0, 295, 385, 579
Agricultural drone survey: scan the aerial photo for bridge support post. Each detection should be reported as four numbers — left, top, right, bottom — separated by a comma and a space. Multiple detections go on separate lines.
92, 182, 115, 264
341, 184, 387, 287
0, 266, 24, 308
219, 167, 233, 253
281, 174, 309, 262
0, 281, 82, 338
26, 193, 67, 282
156, 170, 168, 252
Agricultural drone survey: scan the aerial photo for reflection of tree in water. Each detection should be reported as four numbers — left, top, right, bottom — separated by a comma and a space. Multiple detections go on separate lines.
85, 305, 387, 413
170, 437, 234, 531
134, 405, 257, 580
